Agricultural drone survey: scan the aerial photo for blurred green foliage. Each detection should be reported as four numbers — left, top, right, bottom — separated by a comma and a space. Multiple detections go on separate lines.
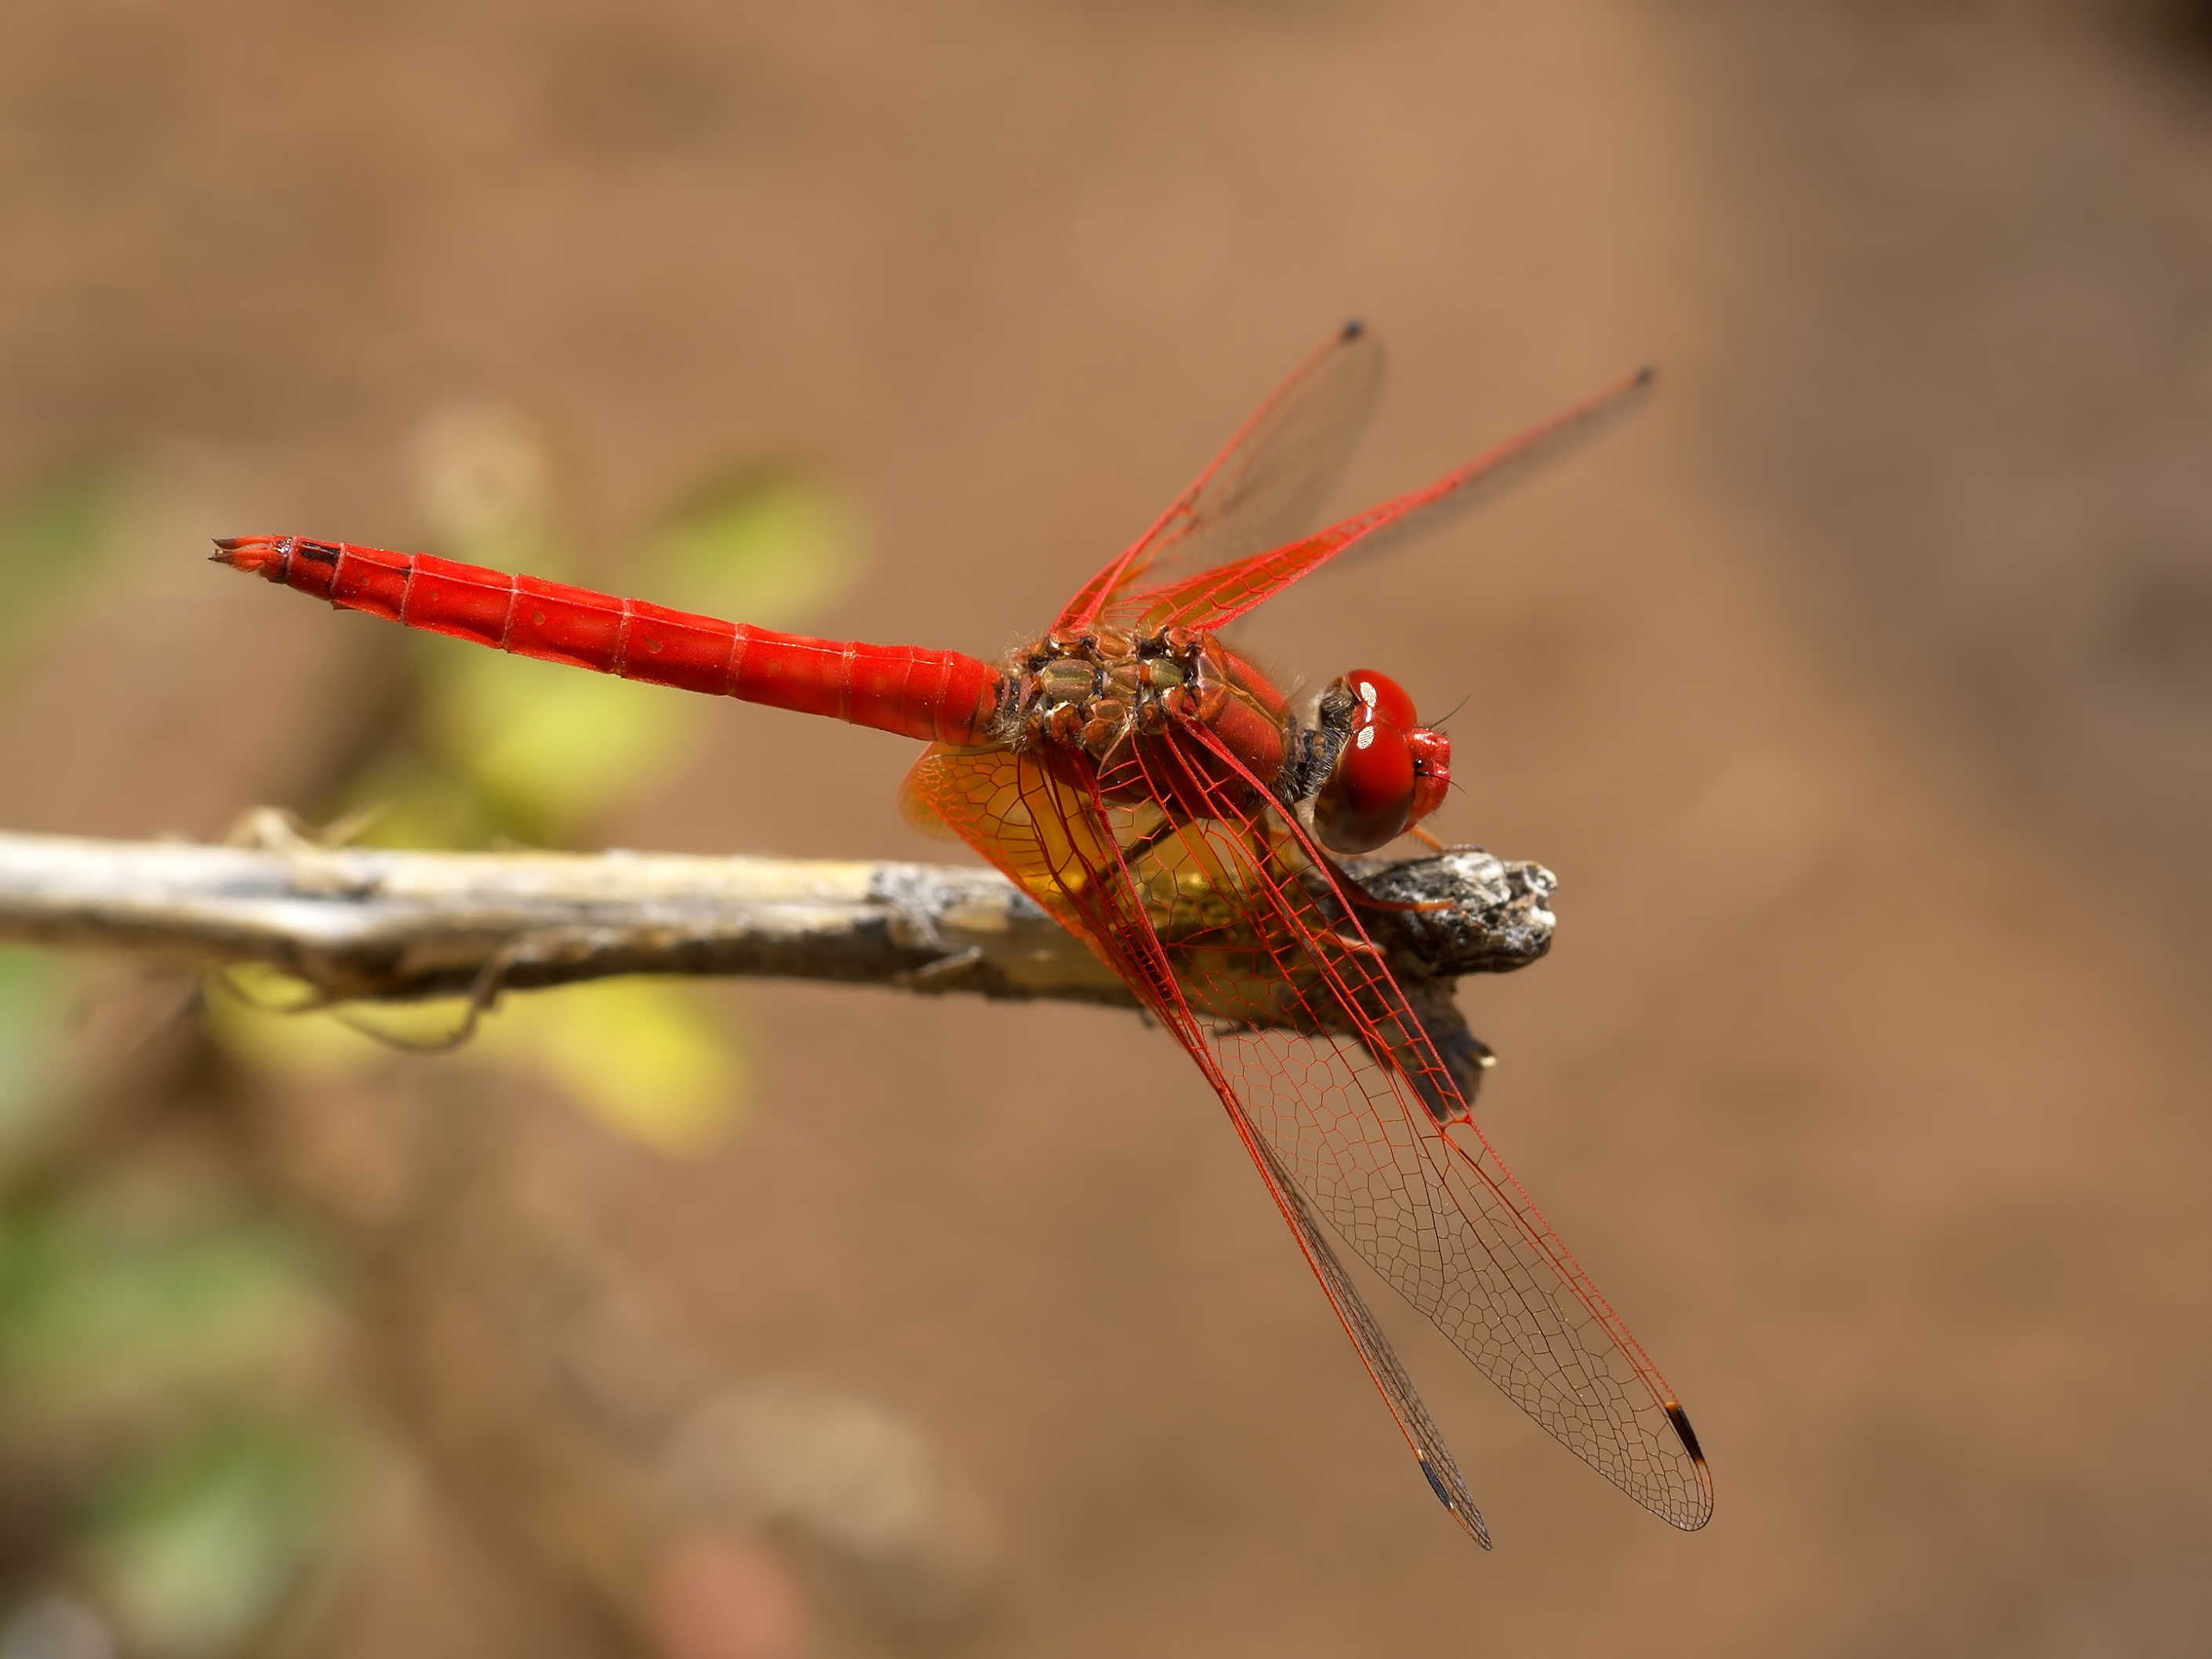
0, 1203, 327, 1421
0, 429, 863, 1654
0, 467, 123, 676
86, 1419, 340, 1658
0, 1196, 343, 1658
0, 949, 77, 1157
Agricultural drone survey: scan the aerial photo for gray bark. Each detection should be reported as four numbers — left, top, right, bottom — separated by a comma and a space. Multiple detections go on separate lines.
0, 818, 1556, 1088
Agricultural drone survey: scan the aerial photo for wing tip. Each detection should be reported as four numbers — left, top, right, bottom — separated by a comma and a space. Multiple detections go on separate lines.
1418, 1454, 1494, 1550
1661, 1399, 1717, 1531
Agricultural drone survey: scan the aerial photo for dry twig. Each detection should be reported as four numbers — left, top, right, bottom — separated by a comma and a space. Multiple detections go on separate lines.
0, 822, 1552, 1001
0, 817, 1556, 1092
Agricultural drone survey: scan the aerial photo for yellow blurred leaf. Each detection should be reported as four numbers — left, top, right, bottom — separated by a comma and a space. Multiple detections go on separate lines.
645, 474, 864, 630
432, 647, 697, 837
205, 970, 469, 1079
482, 979, 747, 1156
209, 971, 746, 1156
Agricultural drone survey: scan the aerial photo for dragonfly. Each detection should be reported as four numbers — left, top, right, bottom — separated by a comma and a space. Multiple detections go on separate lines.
212, 324, 1711, 1547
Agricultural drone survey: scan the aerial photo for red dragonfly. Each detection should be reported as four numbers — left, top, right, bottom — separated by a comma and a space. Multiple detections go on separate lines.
214, 325, 1711, 1547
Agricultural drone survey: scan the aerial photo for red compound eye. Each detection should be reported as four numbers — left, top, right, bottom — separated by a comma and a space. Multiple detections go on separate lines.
1342, 668, 1416, 731
1313, 686, 1418, 854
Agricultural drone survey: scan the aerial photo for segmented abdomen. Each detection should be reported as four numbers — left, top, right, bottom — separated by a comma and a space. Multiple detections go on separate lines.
216, 536, 1004, 747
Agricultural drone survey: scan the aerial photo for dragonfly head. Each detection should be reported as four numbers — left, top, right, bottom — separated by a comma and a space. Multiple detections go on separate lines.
1312, 669, 1451, 854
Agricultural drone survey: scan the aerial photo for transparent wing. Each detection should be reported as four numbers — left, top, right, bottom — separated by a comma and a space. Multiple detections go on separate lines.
900, 734, 1713, 1535
899, 739, 1494, 1545
1123, 368, 1654, 634
1055, 323, 1385, 633
1117, 720, 1712, 1530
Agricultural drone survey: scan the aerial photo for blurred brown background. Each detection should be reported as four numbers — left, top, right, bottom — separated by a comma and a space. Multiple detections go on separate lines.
2, 1, 2210, 1655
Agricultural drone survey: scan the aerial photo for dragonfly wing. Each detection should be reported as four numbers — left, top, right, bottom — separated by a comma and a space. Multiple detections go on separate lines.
1242, 1116, 1493, 1545
899, 742, 1001, 840
901, 739, 1492, 1542
1114, 721, 1715, 1531
900, 743, 1124, 938
1128, 368, 1654, 634
900, 730, 1710, 1531
1055, 323, 1384, 633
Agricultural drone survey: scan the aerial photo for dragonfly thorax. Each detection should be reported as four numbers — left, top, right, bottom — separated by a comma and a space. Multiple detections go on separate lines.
1005, 625, 1291, 786
1011, 624, 1219, 756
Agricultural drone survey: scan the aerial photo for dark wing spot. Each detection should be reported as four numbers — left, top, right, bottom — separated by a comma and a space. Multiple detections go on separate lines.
1663, 1400, 1706, 1466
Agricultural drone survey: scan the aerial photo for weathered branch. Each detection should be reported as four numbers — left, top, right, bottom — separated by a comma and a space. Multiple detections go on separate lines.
0, 820, 1556, 1065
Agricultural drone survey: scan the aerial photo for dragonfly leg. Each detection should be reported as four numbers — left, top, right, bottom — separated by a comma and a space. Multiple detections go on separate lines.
1332, 864, 1457, 915
893, 946, 987, 993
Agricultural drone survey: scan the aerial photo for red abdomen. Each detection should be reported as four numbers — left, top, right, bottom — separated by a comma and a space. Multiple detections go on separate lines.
214, 536, 1004, 747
